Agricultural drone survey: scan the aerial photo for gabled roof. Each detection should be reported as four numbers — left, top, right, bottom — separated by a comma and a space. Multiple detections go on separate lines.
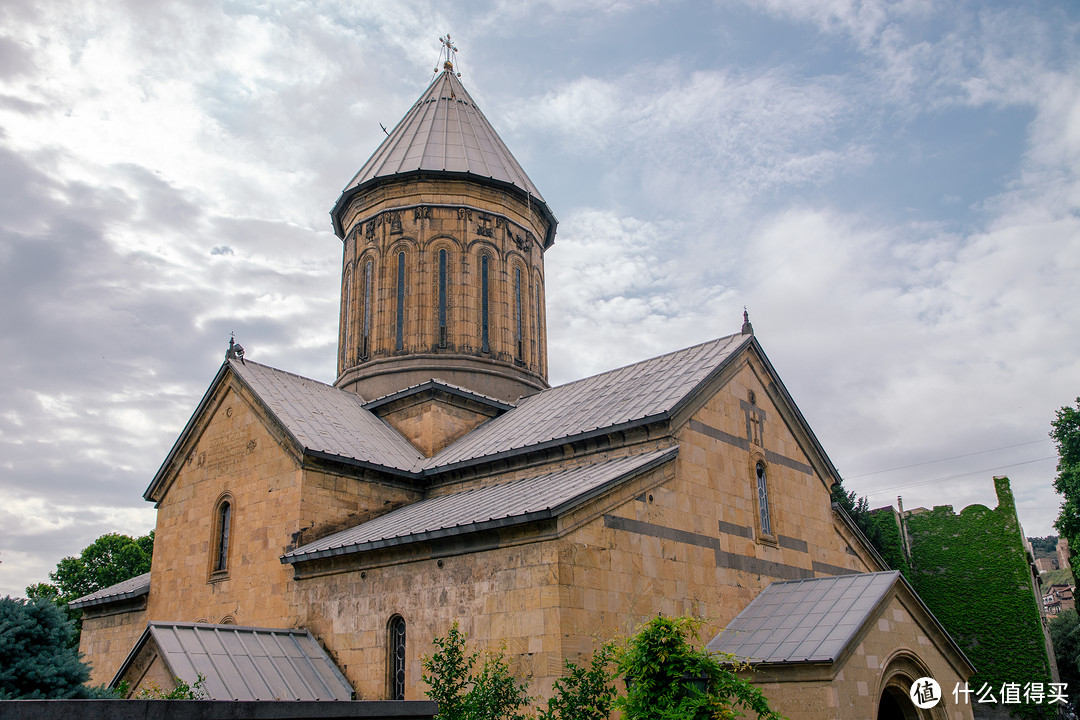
144, 359, 426, 501
331, 69, 554, 242
228, 360, 424, 472
148, 335, 751, 503
362, 377, 516, 414
284, 446, 678, 563
708, 572, 900, 664
421, 334, 749, 472
706, 571, 973, 675
112, 622, 353, 701
69, 572, 151, 610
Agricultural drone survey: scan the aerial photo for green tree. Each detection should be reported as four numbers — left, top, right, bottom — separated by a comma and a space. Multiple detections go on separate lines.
616, 616, 784, 720
538, 642, 618, 720
0, 596, 99, 698
1052, 399, 1080, 575
1049, 610, 1080, 704
422, 621, 530, 720
26, 531, 154, 646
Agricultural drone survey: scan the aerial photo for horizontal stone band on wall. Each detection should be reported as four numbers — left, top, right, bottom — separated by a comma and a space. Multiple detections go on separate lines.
686, 420, 813, 476
604, 515, 841, 581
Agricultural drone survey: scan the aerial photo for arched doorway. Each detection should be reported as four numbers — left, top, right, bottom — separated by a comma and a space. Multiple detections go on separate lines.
876, 652, 946, 720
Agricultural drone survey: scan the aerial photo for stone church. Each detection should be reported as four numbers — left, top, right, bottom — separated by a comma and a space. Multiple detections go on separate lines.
72, 53, 975, 719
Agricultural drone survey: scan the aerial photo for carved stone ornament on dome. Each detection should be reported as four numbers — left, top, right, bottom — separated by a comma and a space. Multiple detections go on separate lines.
365, 219, 376, 239
510, 230, 532, 253
414, 206, 431, 222
456, 207, 473, 221
389, 211, 403, 235
476, 213, 494, 238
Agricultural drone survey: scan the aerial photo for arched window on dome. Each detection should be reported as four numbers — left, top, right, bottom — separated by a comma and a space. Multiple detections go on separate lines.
388, 615, 406, 700
361, 259, 373, 360
480, 254, 490, 354
341, 264, 353, 366
395, 251, 406, 352
438, 248, 449, 348
514, 265, 524, 362
535, 283, 543, 374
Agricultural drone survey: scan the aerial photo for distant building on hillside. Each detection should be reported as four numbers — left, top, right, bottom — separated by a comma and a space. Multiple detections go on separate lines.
1035, 556, 1058, 574
1059, 537, 1071, 573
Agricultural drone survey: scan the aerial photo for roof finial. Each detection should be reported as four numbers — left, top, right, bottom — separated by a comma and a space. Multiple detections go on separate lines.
741, 307, 754, 336
439, 34, 460, 77
226, 332, 245, 363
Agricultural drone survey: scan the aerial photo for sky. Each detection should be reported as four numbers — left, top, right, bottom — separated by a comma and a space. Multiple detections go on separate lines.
1, 0, 1078, 599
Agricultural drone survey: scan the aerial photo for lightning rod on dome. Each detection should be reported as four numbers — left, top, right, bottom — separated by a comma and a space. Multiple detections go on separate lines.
437, 34, 460, 77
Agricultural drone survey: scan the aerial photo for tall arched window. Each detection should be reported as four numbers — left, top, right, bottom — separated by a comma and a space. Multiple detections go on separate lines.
756, 462, 772, 536
480, 254, 490, 353
341, 265, 353, 366
361, 259, 373, 360
395, 251, 406, 352
213, 498, 232, 575
388, 616, 406, 700
438, 249, 448, 348
514, 266, 524, 361
535, 283, 543, 373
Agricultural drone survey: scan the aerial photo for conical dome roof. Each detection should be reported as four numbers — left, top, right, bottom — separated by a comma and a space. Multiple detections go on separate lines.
331, 69, 553, 241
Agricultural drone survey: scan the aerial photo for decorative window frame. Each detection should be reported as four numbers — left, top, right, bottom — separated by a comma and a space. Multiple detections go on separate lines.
208, 492, 234, 582
387, 615, 407, 701
749, 453, 777, 545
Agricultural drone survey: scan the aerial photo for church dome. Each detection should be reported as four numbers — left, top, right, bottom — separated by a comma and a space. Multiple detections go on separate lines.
331, 63, 557, 404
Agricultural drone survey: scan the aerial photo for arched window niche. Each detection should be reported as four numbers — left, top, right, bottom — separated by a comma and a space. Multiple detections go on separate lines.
395, 250, 407, 352
360, 257, 374, 361
209, 493, 234, 581
479, 253, 491, 354
388, 615, 406, 700
750, 456, 774, 541
438, 248, 449, 348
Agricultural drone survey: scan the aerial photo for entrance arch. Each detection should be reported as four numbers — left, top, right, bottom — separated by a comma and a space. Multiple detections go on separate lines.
876, 651, 947, 720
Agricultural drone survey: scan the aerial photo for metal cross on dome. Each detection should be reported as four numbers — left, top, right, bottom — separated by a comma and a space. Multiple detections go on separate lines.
439, 33, 460, 76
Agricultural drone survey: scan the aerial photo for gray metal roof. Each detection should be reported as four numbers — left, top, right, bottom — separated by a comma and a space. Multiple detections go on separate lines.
69, 572, 151, 610
706, 571, 900, 664
343, 70, 545, 202
114, 622, 353, 701
284, 446, 678, 562
421, 334, 747, 471
230, 359, 424, 474
363, 377, 515, 413
332, 69, 553, 241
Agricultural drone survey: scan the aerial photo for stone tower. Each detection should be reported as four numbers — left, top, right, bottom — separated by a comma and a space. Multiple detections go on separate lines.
330, 60, 557, 404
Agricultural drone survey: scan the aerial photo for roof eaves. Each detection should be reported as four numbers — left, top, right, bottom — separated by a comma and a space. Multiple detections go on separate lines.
285, 446, 679, 565
282, 508, 559, 564
332, 170, 557, 245
304, 449, 423, 485
68, 585, 149, 610
421, 411, 673, 477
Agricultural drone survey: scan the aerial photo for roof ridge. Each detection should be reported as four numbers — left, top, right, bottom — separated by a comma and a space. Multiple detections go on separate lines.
544, 332, 747, 393
230, 358, 341, 393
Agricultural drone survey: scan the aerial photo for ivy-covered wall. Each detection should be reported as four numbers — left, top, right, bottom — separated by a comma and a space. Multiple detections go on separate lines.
897, 477, 1054, 719
864, 508, 910, 576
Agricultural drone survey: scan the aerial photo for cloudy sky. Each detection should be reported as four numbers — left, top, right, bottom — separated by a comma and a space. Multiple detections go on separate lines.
1, 0, 1078, 598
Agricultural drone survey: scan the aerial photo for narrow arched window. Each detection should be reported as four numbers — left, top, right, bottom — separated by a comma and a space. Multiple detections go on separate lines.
438, 249, 448, 348
480, 254, 490, 353
389, 616, 406, 700
514, 266, 524, 361
361, 260, 372, 360
756, 462, 772, 536
535, 283, 543, 373
395, 251, 406, 351
342, 265, 353, 366
214, 500, 231, 573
